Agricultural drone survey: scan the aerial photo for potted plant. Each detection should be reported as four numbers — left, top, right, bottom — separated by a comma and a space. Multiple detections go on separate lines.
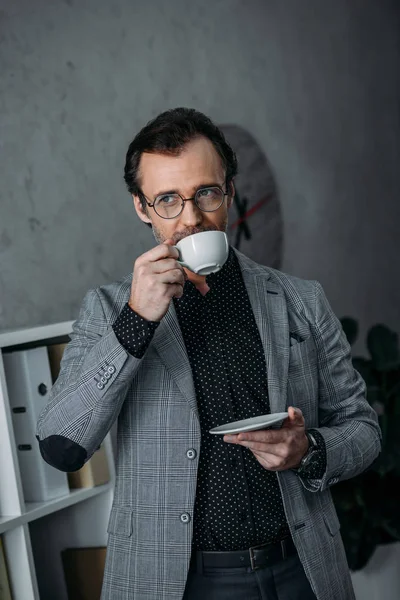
331, 318, 400, 571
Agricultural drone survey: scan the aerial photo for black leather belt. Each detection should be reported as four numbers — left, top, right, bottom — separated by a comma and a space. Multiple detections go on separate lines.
190, 536, 297, 573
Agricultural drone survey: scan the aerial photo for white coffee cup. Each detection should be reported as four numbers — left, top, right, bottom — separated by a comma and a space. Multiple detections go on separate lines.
174, 231, 229, 276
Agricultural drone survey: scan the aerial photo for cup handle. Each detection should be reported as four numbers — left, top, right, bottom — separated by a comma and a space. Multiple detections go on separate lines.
178, 260, 191, 269
173, 247, 191, 271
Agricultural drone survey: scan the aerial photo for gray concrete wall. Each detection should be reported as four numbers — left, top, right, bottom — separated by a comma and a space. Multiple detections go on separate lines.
1, 3, 400, 597
1, 0, 399, 357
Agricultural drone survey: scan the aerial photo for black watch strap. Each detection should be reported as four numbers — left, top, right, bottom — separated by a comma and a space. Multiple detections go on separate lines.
294, 429, 327, 479
305, 430, 318, 451
297, 431, 319, 473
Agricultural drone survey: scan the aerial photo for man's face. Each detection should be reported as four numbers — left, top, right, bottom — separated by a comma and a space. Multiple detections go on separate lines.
133, 136, 233, 244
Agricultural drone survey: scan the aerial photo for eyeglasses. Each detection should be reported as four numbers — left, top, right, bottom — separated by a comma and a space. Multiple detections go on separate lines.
140, 185, 229, 220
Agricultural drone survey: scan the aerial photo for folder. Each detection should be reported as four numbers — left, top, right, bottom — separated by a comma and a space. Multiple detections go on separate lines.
47, 343, 110, 490
67, 443, 110, 489
0, 536, 12, 600
62, 547, 106, 600
47, 343, 67, 383
3, 346, 70, 503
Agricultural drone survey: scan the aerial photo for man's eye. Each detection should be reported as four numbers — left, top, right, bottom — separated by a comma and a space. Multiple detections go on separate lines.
158, 195, 179, 205
198, 188, 213, 197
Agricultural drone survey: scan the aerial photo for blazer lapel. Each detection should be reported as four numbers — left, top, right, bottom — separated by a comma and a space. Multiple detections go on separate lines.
151, 250, 290, 418
152, 301, 199, 419
237, 253, 290, 414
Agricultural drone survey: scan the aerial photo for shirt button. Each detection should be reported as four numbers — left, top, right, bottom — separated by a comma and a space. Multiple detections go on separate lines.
186, 449, 197, 460
180, 513, 191, 524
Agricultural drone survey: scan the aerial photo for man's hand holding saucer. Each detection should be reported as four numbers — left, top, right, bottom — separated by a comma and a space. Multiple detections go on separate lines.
224, 406, 309, 471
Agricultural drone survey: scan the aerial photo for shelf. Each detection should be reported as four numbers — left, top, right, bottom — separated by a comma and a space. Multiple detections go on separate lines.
0, 482, 112, 535
0, 321, 116, 600
0, 321, 75, 349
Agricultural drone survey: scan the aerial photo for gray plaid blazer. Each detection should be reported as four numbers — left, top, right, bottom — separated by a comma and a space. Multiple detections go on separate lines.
36, 250, 381, 600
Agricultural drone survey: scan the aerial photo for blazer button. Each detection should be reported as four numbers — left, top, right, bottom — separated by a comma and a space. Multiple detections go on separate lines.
186, 449, 197, 460
180, 513, 191, 524
107, 365, 116, 374
97, 382, 104, 390
100, 376, 107, 384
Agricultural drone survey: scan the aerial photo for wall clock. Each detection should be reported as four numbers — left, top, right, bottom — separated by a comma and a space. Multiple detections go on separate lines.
219, 124, 283, 269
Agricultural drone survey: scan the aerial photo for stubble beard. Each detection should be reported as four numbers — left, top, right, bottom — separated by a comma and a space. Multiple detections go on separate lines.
152, 215, 228, 245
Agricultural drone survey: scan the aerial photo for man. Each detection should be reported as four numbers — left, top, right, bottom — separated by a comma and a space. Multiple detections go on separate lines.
36, 108, 381, 600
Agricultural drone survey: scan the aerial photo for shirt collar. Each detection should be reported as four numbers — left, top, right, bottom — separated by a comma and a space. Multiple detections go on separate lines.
206, 245, 237, 284
181, 245, 238, 298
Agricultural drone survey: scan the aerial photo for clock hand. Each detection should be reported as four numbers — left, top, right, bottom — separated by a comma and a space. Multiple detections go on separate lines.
233, 191, 251, 239
232, 191, 251, 250
229, 194, 272, 231
236, 197, 250, 249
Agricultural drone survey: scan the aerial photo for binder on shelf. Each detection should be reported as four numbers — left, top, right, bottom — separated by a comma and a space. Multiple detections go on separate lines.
47, 342, 111, 490
68, 443, 110, 490
3, 346, 70, 503
0, 536, 13, 600
62, 547, 106, 600
47, 342, 67, 383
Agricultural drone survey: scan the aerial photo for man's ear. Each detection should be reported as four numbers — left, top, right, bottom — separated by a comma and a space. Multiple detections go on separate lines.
133, 195, 152, 225
227, 180, 235, 209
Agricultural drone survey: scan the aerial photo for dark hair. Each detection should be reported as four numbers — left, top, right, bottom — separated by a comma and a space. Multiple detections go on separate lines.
124, 108, 238, 210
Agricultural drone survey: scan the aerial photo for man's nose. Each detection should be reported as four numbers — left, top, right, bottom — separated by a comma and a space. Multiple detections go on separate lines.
180, 199, 204, 226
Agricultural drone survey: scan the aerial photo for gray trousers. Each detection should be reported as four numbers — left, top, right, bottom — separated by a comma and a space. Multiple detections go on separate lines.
183, 552, 317, 600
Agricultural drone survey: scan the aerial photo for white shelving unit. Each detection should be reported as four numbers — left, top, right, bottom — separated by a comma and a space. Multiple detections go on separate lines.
0, 322, 115, 600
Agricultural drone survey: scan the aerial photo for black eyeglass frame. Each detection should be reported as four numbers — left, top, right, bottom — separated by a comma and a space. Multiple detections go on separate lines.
139, 183, 230, 220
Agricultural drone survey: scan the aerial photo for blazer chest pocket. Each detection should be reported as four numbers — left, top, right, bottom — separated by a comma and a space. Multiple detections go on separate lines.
107, 506, 133, 538
289, 335, 317, 371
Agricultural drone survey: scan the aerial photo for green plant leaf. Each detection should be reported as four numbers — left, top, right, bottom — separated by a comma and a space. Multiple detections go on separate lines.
382, 522, 400, 540
366, 386, 386, 412
338, 510, 377, 571
367, 325, 400, 372
340, 317, 359, 346
351, 533, 380, 571
334, 317, 400, 570
393, 387, 400, 416
386, 373, 400, 406
331, 478, 359, 511
352, 358, 379, 390
380, 419, 400, 468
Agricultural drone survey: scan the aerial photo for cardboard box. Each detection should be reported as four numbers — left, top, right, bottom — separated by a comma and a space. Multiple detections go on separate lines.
47, 343, 67, 383
62, 547, 106, 600
67, 444, 110, 489
0, 537, 12, 600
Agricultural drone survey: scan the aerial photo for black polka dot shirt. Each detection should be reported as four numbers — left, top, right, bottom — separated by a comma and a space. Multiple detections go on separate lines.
113, 247, 327, 551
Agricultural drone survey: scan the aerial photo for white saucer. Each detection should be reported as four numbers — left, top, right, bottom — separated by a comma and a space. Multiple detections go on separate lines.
209, 412, 289, 435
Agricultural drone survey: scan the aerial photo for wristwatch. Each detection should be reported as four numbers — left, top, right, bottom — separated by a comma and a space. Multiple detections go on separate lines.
296, 431, 319, 475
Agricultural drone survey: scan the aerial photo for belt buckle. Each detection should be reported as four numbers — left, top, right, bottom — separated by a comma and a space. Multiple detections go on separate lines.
249, 547, 260, 571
